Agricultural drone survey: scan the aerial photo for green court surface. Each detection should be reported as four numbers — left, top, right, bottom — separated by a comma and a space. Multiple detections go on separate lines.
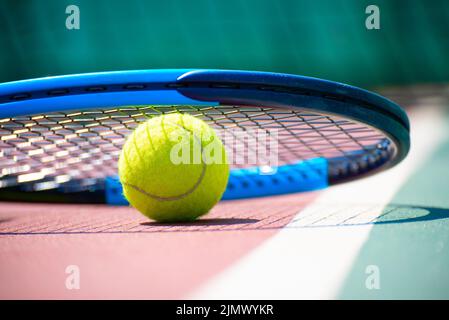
340, 105, 449, 299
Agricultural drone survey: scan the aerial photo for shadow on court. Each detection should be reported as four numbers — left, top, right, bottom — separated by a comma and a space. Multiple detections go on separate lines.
285, 204, 449, 229
1, 203, 449, 235
141, 217, 259, 227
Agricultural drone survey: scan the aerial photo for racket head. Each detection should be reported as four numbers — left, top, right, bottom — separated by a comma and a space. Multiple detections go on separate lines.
0, 69, 410, 203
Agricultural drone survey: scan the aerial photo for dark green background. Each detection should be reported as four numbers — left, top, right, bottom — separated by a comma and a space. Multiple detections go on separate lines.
0, 0, 448, 86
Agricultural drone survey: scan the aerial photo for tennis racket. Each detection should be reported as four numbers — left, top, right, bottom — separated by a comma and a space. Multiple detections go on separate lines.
0, 69, 410, 204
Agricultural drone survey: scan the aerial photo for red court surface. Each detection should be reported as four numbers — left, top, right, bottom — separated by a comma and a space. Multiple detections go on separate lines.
0, 192, 318, 299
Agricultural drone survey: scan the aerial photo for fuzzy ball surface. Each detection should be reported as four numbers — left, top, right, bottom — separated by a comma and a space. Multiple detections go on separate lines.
118, 113, 229, 222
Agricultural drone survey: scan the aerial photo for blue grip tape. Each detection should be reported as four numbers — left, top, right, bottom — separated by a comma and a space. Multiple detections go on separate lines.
222, 158, 328, 200
105, 175, 128, 205
105, 158, 328, 205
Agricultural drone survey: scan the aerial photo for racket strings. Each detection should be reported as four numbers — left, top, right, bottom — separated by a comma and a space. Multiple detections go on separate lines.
0, 105, 391, 191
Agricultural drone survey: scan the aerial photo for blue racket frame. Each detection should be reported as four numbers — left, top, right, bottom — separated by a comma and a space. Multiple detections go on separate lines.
0, 69, 410, 203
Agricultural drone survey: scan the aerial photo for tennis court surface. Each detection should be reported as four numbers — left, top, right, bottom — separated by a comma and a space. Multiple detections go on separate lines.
1, 86, 448, 299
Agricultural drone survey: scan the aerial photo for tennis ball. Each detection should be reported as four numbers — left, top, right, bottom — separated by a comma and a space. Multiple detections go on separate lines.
118, 113, 229, 222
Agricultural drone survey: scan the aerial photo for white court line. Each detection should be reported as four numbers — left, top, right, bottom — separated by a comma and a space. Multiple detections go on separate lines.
190, 104, 447, 299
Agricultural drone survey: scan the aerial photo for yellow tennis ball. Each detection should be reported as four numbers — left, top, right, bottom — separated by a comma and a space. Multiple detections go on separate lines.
118, 113, 229, 222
